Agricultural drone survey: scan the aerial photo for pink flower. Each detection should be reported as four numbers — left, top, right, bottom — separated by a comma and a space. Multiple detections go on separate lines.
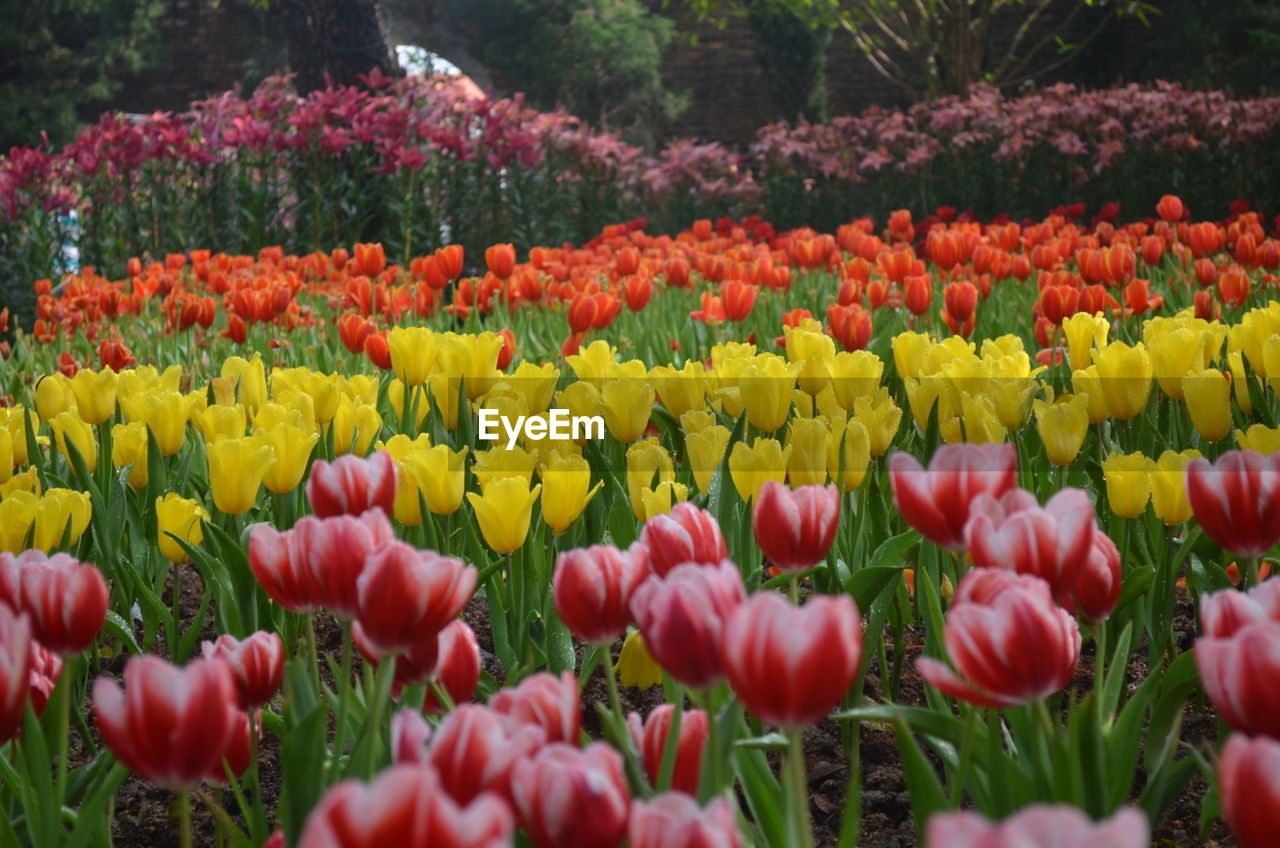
629, 795, 741, 848
306, 451, 397, 519
639, 503, 728, 577
1219, 734, 1280, 848
489, 670, 580, 744
889, 444, 1018, 550
925, 805, 1148, 848
751, 481, 839, 574
1195, 621, 1280, 737
630, 560, 746, 690
511, 743, 630, 848
552, 544, 649, 644
201, 631, 285, 710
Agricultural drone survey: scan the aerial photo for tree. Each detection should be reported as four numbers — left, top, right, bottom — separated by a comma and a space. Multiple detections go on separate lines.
280, 0, 401, 92
0, 0, 166, 149
680, 0, 1151, 100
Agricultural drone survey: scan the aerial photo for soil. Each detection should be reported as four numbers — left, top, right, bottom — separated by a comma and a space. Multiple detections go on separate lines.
79, 573, 1231, 847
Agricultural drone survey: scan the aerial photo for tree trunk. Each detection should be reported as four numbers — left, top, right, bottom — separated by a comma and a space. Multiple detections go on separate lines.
281, 0, 401, 93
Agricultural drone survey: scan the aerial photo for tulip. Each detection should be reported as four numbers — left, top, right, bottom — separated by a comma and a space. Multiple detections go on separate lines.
752, 480, 839, 574
651, 361, 707, 418
615, 628, 664, 688
51, 411, 97, 473
888, 443, 1018, 550
1149, 449, 1200, 525
1219, 734, 1280, 848
70, 368, 118, 425
32, 488, 92, 552
785, 417, 828, 487
353, 621, 438, 690
427, 704, 545, 804
638, 505, 724, 578
298, 763, 514, 848
785, 327, 835, 396
1061, 313, 1109, 371
553, 544, 649, 645
1196, 620, 1280, 737
729, 437, 790, 503
255, 422, 318, 495
627, 704, 709, 796
1182, 368, 1232, 442
1101, 452, 1154, 518
467, 477, 541, 555
422, 620, 481, 713
539, 451, 603, 535
1186, 450, 1280, 558
1032, 393, 1090, 467
638, 481, 689, 521
1068, 530, 1122, 621
402, 443, 468, 517
738, 355, 798, 432
35, 374, 75, 423
386, 326, 437, 387
1200, 581, 1280, 638
1236, 424, 1280, 455
826, 415, 872, 492
438, 332, 504, 400
135, 391, 190, 456
599, 378, 654, 444
0, 603, 31, 745
904, 274, 933, 315
630, 560, 746, 689
195, 403, 248, 443
625, 439, 674, 516
307, 451, 397, 519
153, 493, 207, 563
331, 397, 382, 456
93, 656, 239, 789
207, 435, 274, 515
485, 243, 516, 279
27, 641, 62, 716
201, 631, 285, 710
511, 742, 631, 848
0, 551, 108, 655
355, 542, 476, 656
222, 355, 268, 414
917, 570, 1080, 708
629, 795, 742, 848
109, 421, 148, 488
490, 669, 580, 743
964, 487, 1095, 605
685, 425, 730, 494
1093, 341, 1153, 420
925, 805, 1149, 848
853, 389, 901, 457
722, 279, 758, 322
1156, 194, 1184, 222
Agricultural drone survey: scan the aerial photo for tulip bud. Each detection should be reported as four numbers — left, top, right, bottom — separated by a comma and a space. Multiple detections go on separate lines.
1186, 450, 1280, 557
1219, 734, 1280, 848
201, 631, 285, 710
490, 670, 581, 744
355, 542, 476, 656
889, 443, 1018, 550
427, 704, 545, 805
553, 544, 649, 645
627, 704, 709, 795
421, 619, 481, 713
639, 503, 728, 578
0, 603, 32, 746
1195, 621, 1280, 738
0, 551, 108, 655
925, 805, 1148, 848
630, 795, 743, 848
752, 480, 839, 574
630, 560, 746, 690
307, 451, 396, 519
511, 743, 631, 848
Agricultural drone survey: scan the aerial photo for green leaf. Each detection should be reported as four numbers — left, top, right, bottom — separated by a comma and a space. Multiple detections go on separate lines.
893, 713, 949, 834
844, 565, 906, 610
101, 610, 142, 656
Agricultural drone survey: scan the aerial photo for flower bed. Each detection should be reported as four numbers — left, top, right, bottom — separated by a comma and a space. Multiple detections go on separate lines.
0, 197, 1279, 847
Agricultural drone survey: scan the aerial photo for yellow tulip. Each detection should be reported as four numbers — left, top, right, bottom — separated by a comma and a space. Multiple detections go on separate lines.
509, 362, 560, 414
1151, 449, 1201, 525
112, 420, 150, 489
739, 355, 798, 433
956, 393, 1006, 444
785, 327, 835, 396
679, 410, 718, 435
685, 424, 730, 495
70, 368, 118, 425
0, 407, 33, 466
222, 355, 267, 413
566, 340, 622, 384
891, 331, 932, 381
332, 396, 382, 456
257, 422, 318, 495
134, 391, 191, 456
829, 350, 883, 412
980, 335, 1027, 362
1226, 351, 1253, 416
35, 373, 75, 423
1182, 368, 1232, 442
1061, 313, 1109, 372
386, 380, 430, 432
1236, 424, 1280, 455
1101, 452, 1155, 518
195, 404, 247, 444
651, 360, 707, 418
254, 400, 311, 435
427, 373, 463, 430
209, 375, 238, 408
615, 629, 663, 689
601, 379, 654, 443
156, 492, 208, 563
638, 481, 688, 522
0, 467, 40, 499
904, 374, 955, 434
301, 371, 343, 426
34, 489, 92, 552
785, 417, 828, 487
729, 437, 791, 503
1226, 301, 1280, 378
405, 444, 469, 516
1265, 334, 1280, 397
1033, 393, 1090, 466
539, 451, 602, 534
375, 433, 433, 524
555, 382, 605, 432
1093, 341, 1154, 420
342, 374, 379, 406
206, 435, 274, 515
387, 327, 437, 387
853, 388, 902, 456
467, 477, 541, 554
117, 365, 181, 400
51, 411, 97, 472
0, 491, 37, 552
438, 332, 504, 400
1070, 366, 1112, 425
0, 427, 11, 486
473, 445, 537, 488
826, 416, 871, 492
626, 438, 675, 512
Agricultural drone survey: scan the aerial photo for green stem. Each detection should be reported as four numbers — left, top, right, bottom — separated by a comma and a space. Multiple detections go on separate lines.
603, 646, 624, 723
331, 621, 354, 770
54, 654, 77, 811
789, 575, 800, 604
177, 789, 193, 848
786, 729, 815, 848
1093, 619, 1108, 703
359, 656, 397, 779
304, 614, 320, 695
1246, 556, 1262, 590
